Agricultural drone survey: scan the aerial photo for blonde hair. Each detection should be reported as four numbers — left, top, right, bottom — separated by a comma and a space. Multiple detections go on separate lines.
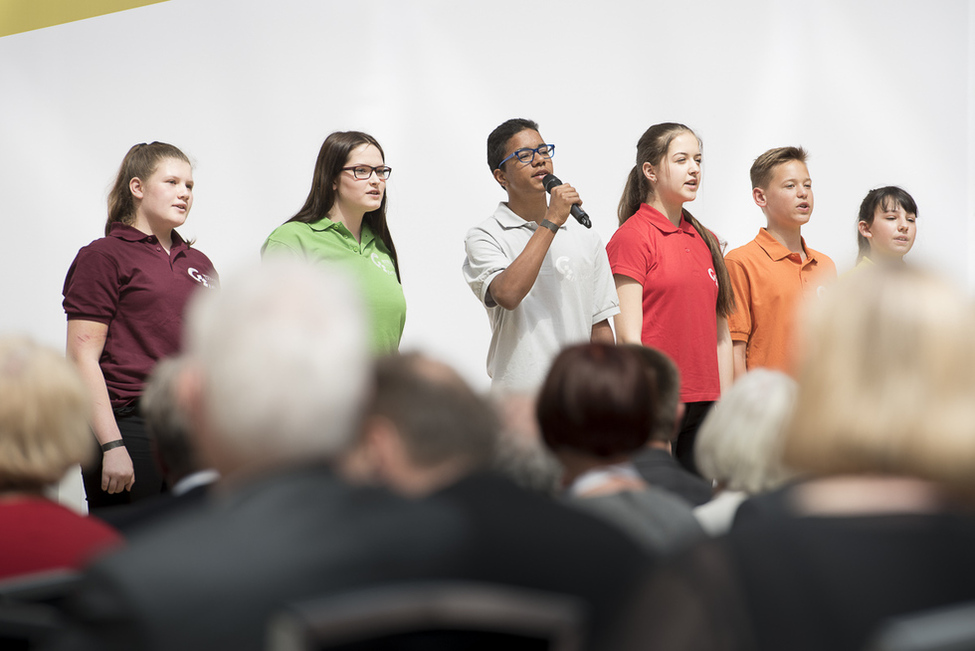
0, 337, 92, 491
784, 266, 975, 499
696, 369, 797, 494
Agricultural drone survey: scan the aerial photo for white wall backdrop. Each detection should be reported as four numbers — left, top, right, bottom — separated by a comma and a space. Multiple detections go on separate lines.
1, 0, 972, 390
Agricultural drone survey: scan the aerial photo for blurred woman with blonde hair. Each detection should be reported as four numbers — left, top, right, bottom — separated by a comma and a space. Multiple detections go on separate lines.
0, 337, 121, 579
641, 266, 975, 651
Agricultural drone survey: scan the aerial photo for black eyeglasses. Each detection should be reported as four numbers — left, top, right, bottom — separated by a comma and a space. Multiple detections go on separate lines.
341, 166, 392, 180
496, 144, 555, 169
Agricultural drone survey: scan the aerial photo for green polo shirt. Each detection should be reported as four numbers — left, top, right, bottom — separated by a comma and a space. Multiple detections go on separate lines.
262, 218, 406, 352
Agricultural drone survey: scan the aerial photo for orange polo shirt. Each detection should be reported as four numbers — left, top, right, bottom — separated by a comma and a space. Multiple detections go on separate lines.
724, 228, 836, 374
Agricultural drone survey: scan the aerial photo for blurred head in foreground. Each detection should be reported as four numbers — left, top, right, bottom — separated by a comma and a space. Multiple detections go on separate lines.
696, 369, 797, 494
182, 260, 369, 478
785, 266, 975, 499
0, 336, 92, 492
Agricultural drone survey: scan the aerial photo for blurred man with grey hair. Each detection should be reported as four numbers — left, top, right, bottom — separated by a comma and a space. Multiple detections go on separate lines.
54, 261, 462, 651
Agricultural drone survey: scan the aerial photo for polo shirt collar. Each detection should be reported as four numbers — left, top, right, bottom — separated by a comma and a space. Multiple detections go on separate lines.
308, 217, 377, 246
637, 203, 696, 237
493, 202, 561, 231
108, 222, 189, 252
755, 228, 814, 262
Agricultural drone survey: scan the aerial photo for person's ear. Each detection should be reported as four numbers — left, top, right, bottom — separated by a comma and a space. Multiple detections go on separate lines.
642, 162, 656, 183
493, 168, 507, 191
129, 176, 145, 200
857, 220, 873, 240
752, 187, 767, 208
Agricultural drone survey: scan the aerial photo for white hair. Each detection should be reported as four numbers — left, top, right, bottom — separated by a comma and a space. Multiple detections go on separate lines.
184, 260, 369, 465
695, 369, 797, 494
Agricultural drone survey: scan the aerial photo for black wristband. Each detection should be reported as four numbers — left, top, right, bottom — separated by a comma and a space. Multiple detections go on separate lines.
540, 219, 559, 234
100, 439, 125, 452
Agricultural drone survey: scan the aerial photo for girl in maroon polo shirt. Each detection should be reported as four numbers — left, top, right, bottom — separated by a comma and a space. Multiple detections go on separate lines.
606, 123, 735, 476
63, 142, 217, 511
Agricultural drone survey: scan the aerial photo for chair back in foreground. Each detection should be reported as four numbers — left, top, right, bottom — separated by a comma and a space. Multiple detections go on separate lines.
0, 569, 82, 649
267, 581, 586, 651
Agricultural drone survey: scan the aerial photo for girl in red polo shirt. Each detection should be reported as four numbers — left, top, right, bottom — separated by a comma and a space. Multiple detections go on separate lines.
606, 123, 734, 475
63, 143, 218, 511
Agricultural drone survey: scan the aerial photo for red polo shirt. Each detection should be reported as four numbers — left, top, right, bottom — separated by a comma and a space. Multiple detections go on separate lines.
607, 204, 720, 402
63, 223, 218, 409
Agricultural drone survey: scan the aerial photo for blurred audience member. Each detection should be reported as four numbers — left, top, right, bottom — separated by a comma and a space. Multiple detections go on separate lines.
98, 356, 218, 534
537, 344, 704, 555
641, 267, 975, 651
346, 352, 657, 650
693, 369, 797, 535
0, 336, 121, 579
52, 262, 461, 651
628, 345, 714, 505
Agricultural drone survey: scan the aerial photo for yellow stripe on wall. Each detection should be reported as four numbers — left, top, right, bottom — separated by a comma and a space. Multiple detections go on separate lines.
0, 0, 169, 38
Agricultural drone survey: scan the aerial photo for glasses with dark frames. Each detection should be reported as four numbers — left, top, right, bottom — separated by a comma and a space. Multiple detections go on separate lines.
341, 165, 393, 180
496, 144, 555, 169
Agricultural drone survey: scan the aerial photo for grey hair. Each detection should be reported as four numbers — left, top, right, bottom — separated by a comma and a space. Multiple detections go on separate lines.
695, 369, 797, 494
184, 260, 369, 465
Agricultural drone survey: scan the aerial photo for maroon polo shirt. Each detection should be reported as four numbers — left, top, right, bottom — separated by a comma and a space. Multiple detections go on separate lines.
63, 223, 218, 409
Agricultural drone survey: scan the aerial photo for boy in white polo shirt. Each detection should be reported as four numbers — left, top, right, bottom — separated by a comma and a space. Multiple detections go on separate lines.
462, 118, 618, 391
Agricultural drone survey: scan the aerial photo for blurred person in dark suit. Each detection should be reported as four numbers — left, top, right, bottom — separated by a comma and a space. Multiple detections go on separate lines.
627, 346, 713, 505
51, 261, 464, 651
343, 352, 657, 651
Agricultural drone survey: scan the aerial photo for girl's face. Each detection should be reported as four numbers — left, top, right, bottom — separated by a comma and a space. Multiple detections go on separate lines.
644, 131, 701, 206
131, 157, 194, 233
859, 202, 916, 261
333, 143, 385, 217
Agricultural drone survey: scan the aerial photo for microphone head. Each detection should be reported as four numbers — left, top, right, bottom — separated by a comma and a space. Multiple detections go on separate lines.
542, 174, 562, 193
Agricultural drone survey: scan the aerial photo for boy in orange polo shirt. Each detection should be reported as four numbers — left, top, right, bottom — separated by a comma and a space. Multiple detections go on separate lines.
725, 146, 836, 377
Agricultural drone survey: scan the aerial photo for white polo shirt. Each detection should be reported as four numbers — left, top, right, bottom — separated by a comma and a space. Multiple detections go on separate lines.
462, 202, 619, 392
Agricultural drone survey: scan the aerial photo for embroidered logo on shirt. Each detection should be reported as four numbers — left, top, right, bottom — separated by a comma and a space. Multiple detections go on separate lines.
371, 253, 397, 277
555, 256, 574, 281
708, 267, 718, 288
188, 268, 216, 288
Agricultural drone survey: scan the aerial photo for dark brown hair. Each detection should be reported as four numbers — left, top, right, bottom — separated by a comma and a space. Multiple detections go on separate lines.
537, 344, 653, 458
856, 186, 918, 263
287, 131, 400, 282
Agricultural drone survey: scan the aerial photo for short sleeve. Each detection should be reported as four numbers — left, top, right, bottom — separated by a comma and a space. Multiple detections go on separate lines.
261, 228, 303, 259
725, 256, 752, 342
462, 225, 509, 308
62, 247, 121, 325
606, 224, 651, 286
591, 238, 621, 325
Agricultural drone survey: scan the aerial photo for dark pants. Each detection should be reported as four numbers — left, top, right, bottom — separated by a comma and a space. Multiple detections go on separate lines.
674, 401, 715, 477
82, 410, 165, 513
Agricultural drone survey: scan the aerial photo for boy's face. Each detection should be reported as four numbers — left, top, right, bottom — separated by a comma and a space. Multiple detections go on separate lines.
753, 160, 813, 231
492, 129, 553, 198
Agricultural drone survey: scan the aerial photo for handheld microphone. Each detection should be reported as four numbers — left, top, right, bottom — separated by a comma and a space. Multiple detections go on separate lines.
542, 174, 592, 229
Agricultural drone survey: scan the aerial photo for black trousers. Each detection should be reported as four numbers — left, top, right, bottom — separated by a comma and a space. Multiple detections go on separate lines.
82, 410, 165, 513
674, 400, 715, 477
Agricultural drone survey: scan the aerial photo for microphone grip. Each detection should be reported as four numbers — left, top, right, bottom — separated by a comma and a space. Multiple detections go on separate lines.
542, 173, 592, 229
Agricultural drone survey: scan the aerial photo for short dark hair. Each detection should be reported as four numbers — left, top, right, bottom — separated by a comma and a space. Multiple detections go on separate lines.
750, 146, 808, 190
366, 353, 498, 469
856, 186, 918, 262
487, 118, 540, 172
537, 344, 653, 458
624, 345, 681, 443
